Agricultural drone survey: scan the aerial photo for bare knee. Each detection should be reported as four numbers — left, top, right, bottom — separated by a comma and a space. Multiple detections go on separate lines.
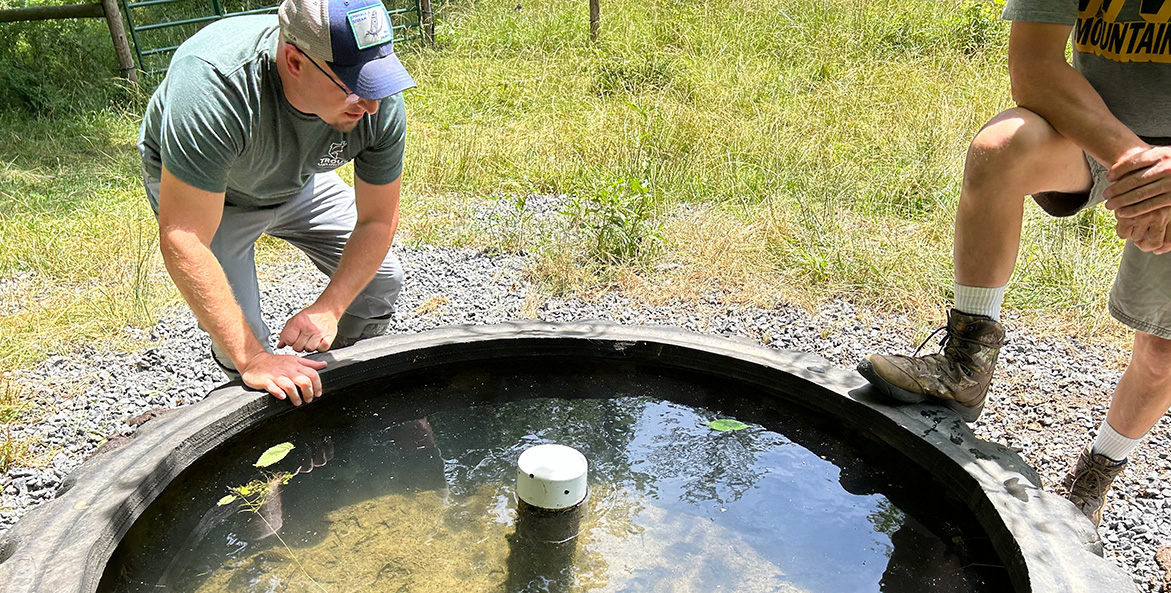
968, 109, 1054, 173
1131, 332, 1171, 381
964, 108, 1084, 196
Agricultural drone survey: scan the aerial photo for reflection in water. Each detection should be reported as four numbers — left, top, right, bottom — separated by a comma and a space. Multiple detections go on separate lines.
99, 363, 1007, 593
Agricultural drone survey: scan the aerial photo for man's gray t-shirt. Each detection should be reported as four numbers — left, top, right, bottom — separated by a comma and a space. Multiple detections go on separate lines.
1003, 0, 1171, 137
139, 15, 406, 208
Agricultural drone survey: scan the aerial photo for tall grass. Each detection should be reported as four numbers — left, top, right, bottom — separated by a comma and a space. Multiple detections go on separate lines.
0, 109, 174, 370
399, 0, 1123, 330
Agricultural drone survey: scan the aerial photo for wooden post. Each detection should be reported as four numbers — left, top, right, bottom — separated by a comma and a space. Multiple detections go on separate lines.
419, 0, 434, 46
589, 0, 599, 43
100, 0, 137, 83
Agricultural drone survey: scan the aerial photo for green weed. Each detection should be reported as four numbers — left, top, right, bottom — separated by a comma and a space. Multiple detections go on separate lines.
562, 177, 662, 268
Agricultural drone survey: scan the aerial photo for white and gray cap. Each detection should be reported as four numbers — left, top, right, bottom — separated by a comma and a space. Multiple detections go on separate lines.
279, 0, 416, 100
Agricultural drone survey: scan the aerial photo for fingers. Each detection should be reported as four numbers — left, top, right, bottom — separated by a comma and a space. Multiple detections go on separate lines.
1116, 211, 1171, 253
1109, 150, 1154, 182
274, 376, 303, 406
242, 350, 329, 406
1105, 149, 1171, 215
1108, 146, 1168, 182
293, 372, 317, 404
1106, 184, 1171, 217
263, 381, 287, 402
302, 362, 323, 397
277, 325, 297, 349
304, 334, 323, 353
260, 364, 322, 405
281, 328, 327, 353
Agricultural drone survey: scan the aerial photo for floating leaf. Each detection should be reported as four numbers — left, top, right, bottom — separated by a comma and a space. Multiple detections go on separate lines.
216, 495, 237, 506
254, 442, 295, 468
705, 419, 748, 432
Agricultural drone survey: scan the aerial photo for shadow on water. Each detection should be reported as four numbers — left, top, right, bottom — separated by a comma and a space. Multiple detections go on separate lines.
99, 358, 1010, 593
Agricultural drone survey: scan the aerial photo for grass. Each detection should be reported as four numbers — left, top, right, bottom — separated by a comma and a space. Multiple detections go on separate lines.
398, 0, 1124, 332
0, 0, 1132, 383
0, 380, 43, 472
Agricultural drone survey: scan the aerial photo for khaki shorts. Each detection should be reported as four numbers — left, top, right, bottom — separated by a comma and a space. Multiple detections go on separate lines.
1032, 152, 1171, 340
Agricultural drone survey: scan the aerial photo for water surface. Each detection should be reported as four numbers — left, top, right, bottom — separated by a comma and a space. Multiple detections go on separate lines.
100, 360, 1009, 592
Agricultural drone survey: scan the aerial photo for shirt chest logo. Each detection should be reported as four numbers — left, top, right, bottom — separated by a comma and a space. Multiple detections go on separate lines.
1076, 0, 1171, 63
318, 141, 349, 169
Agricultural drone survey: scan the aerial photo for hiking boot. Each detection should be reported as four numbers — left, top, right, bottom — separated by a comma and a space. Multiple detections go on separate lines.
857, 309, 1005, 422
1062, 446, 1126, 528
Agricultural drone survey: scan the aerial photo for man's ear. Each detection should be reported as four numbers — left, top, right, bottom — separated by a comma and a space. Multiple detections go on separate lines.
282, 42, 306, 78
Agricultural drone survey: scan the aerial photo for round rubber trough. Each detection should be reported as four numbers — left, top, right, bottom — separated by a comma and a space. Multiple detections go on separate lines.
0, 322, 1137, 593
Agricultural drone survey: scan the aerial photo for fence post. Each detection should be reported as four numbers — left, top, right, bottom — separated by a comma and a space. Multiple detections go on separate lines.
100, 0, 137, 83
419, 0, 433, 45
589, 0, 599, 43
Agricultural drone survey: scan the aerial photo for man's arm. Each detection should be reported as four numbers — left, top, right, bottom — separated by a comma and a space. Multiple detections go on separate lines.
277, 174, 401, 352
157, 168, 325, 403
1009, 22, 1171, 252
1008, 22, 1144, 167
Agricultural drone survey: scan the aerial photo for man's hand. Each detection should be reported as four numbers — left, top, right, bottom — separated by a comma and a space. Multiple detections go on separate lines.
1104, 146, 1171, 218
239, 352, 327, 405
1115, 207, 1171, 254
278, 306, 340, 353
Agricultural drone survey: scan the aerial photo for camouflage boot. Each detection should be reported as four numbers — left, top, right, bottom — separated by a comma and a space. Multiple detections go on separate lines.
857, 309, 1005, 422
1062, 446, 1126, 528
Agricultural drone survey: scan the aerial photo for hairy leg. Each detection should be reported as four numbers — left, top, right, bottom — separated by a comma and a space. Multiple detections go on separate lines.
954, 107, 1093, 288
1107, 331, 1171, 439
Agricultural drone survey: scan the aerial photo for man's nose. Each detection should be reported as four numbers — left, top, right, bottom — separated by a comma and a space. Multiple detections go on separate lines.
360, 98, 379, 114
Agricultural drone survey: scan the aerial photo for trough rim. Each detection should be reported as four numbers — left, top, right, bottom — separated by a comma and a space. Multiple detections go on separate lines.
0, 321, 1134, 593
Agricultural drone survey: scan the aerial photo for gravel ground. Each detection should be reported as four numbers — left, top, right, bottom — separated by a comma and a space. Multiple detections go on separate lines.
3, 199, 1171, 591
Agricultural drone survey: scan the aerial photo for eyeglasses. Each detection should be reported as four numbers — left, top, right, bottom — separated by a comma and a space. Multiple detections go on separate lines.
301, 51, 362, 105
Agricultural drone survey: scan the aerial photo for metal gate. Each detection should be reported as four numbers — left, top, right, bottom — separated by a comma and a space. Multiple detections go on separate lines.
120, 0, 423, 76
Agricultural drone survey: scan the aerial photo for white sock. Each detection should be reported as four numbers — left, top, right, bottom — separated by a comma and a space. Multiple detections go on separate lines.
1091, 418, 1141, 462
954, 283, 1005, 321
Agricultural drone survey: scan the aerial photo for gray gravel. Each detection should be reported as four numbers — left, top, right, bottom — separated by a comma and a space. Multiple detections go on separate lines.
2, 196, 1170, 591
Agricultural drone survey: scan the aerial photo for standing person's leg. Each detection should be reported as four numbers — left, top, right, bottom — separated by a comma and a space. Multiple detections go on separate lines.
143, 173, 277, 376
859, 107, 1095, 421
1065, 239, 1171, 526
1064, 332, 1171, 526
269, 171, 404, 347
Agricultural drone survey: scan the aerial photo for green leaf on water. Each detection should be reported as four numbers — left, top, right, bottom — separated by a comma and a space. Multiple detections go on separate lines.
254, 442, 295, 468
705, 419, 748, 432
216, 495, 237, 506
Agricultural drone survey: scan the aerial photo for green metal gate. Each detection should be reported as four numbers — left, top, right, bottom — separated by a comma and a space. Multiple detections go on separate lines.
120, 0, 423, 76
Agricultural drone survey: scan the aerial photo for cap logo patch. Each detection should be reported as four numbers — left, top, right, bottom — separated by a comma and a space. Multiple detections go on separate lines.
347, 4, 393, 50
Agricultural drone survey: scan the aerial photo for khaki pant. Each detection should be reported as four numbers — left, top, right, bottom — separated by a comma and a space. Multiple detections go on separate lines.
143, 170, 403, 349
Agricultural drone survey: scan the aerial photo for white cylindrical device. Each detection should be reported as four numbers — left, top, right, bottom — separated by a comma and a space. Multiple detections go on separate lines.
516, 444, 589, 510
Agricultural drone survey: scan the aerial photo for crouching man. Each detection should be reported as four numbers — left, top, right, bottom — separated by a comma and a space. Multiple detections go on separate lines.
139, 0, 415, 404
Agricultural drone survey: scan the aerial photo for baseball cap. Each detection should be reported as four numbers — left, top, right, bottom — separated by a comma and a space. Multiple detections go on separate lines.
279, 0, 416, 100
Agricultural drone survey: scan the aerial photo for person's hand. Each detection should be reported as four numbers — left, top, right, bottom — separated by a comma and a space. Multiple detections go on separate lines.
1115, 207, 1171, 254
278, 306, 340, 353
1104, 145, 1171, 218
239, 352, 327, 405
